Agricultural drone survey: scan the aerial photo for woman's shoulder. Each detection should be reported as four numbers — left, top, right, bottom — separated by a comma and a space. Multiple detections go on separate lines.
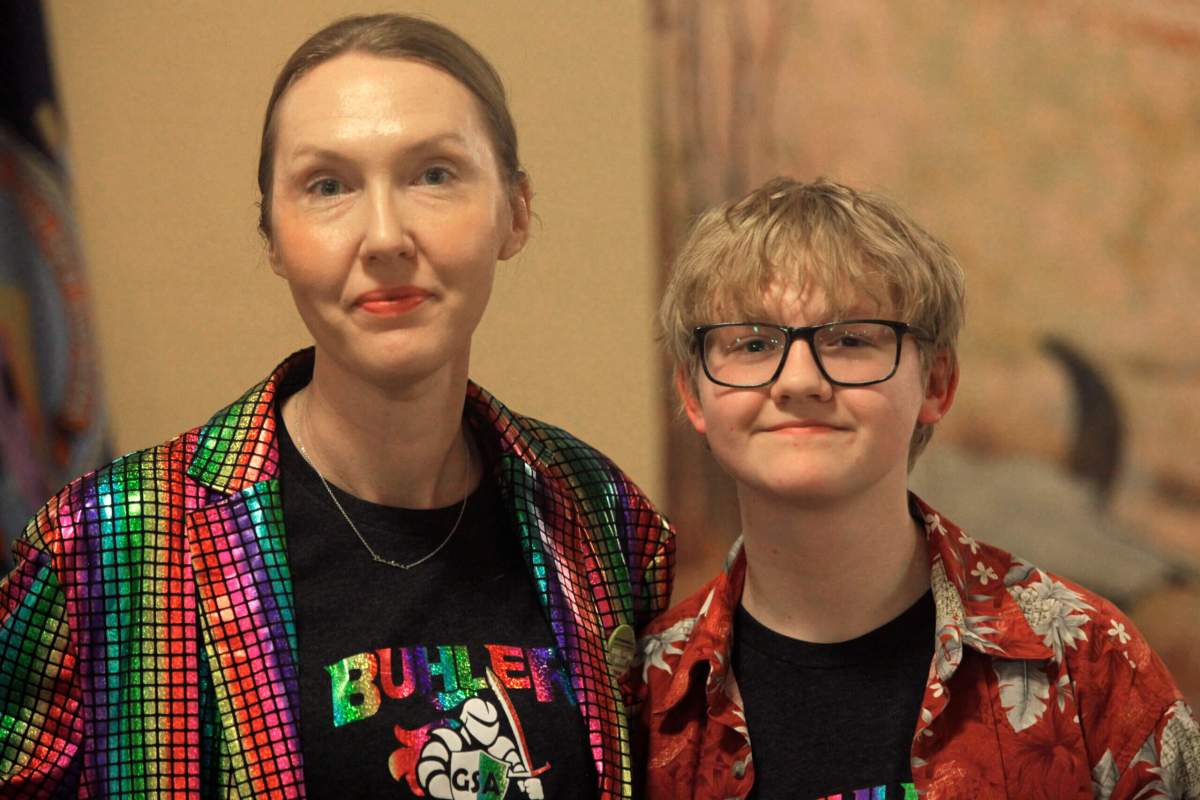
23, 356, 293, 554
22, 428, 201, 551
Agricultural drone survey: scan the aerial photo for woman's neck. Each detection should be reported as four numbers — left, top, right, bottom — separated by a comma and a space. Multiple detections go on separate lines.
280, 349, 480, 508
738, 480, 930, 644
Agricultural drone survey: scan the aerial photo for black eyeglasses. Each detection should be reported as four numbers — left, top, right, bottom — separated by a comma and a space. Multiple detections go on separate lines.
693, 320, 931, 388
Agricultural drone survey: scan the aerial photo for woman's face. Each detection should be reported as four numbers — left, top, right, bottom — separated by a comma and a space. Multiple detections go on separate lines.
268, 53, 529, 387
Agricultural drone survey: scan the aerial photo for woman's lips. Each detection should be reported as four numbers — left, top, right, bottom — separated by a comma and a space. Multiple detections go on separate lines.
355, 289, 431, 316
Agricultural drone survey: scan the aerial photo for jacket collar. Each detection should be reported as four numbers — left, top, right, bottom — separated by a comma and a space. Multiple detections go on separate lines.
186, 348, 553, 494
657, 494, 1054, 715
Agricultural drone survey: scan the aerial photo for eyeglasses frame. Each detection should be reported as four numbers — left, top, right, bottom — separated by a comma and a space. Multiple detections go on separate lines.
692, 319, 933, 389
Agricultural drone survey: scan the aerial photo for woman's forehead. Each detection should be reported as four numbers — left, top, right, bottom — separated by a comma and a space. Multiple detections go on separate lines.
272, 54, 489, 156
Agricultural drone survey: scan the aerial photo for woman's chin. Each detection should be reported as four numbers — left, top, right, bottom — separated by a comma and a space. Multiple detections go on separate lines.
314, 336, 471, 391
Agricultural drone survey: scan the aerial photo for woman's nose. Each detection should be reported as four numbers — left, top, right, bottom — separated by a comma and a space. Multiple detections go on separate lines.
361, 186, 415, 263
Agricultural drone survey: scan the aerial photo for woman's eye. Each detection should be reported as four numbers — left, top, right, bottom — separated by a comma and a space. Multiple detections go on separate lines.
308, 178, 344, 197
419, 166, 452, 186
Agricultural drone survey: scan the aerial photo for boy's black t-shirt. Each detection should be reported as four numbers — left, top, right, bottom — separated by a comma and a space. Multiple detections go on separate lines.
733, 590, 934, 799
275, 395, 598, 799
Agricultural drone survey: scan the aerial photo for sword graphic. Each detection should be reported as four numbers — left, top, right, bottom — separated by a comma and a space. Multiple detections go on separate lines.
485, 666, 550, 778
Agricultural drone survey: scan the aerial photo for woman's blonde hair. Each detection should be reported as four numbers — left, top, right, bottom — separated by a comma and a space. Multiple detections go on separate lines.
660, 177, 966, 463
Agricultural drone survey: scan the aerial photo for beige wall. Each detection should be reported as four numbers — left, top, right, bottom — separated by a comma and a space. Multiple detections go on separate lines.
45, 2, 664, 501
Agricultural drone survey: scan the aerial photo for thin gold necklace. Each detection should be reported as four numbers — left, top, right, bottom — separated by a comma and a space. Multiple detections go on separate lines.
292, 396, 471, 569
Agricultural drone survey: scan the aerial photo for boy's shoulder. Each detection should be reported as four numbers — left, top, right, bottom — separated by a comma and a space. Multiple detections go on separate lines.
635, 543, 745, 700
921, 499, 1197, 783
920, 499, 1175, 687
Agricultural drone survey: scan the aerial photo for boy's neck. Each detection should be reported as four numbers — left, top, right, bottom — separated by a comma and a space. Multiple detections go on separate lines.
737, 482, 931, 644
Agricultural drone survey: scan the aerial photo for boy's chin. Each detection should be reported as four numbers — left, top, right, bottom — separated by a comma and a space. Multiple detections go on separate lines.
738, 472, 858, 507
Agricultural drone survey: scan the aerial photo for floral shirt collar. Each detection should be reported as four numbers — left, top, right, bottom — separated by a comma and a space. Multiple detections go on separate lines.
648, 493, 1057, 720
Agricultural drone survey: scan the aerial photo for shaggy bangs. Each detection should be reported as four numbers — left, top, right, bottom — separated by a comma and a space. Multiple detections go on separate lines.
661, 177, 964, 375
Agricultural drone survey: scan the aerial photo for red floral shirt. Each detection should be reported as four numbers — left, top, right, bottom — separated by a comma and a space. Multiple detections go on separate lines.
631, 496, 1200, 799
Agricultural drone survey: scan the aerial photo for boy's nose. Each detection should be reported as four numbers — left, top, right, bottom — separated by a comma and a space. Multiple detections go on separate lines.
770, 338, 833, 402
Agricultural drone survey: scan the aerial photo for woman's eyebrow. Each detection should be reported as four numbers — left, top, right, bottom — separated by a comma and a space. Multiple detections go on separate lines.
286, 132, 473, 164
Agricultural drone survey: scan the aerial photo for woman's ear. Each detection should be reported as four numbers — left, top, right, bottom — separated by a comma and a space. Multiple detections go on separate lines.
267, 241, 287, 277
499, 174, 532, 261
918, 349, 959, 425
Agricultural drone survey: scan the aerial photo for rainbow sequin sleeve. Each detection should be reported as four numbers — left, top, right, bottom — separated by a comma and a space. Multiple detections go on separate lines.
0, 516, 84, 791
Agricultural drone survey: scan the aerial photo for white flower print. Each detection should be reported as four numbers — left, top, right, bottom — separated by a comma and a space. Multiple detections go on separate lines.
962, 615, 1003, 655
971, 561, 998, 585
1008, 571, 1095, 663
1092, 750, 1118, 800
1004, 558, 1039, 588
1158, 702, 1200, 798
1130, 701, 1200, 799
958, 530, 980, 554
731, 705, 750, 744
1108, 619, 1131, 645
924, 512, 947, 537
637, 617, 696, 680
994, 660, 1050, 733
1056, 672, 1075, 713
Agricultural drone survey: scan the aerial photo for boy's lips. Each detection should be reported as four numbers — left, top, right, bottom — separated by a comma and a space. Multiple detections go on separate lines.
762, 420, 843, 434
354, 287, 432, 315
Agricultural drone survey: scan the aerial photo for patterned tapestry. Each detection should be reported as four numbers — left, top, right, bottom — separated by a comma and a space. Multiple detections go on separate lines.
0, 2, 108, 567
652, 0, 1200, 703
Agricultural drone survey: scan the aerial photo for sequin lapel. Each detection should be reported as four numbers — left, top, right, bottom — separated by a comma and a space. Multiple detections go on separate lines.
474, 386, 636, 800
185, 353, 305, 796
186, 480, 305, 798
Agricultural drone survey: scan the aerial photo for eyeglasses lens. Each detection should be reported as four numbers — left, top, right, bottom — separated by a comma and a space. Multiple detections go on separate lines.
703, 322, 900, 387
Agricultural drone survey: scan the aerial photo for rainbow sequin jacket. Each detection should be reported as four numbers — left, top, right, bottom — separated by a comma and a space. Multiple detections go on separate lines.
632, 497, 1199, 800
0, 350, 675, 798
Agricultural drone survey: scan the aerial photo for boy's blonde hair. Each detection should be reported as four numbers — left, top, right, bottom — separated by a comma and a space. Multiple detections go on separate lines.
660, 177, 966, 464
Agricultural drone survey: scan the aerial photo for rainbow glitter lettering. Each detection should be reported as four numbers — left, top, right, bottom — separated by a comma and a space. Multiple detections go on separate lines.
326, 642, 575, 723
817, 784, 915, 800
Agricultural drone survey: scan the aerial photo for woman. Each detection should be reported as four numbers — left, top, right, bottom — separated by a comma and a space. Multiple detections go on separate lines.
0, 15, 673, 799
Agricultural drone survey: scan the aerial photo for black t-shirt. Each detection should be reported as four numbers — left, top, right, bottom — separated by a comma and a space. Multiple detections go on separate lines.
276, 399, 598, 799
733, 590, 934, 799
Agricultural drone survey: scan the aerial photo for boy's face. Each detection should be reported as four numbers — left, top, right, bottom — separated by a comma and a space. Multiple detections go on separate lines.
680, 282, 957, 508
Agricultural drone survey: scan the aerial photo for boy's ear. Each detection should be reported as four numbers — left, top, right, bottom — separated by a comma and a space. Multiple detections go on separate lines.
675, 368, 708, 435
918, 349, 958, 425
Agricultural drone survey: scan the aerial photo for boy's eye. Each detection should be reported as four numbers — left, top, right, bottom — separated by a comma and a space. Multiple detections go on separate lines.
818, 323, 889, 350
728, 335, 781, 354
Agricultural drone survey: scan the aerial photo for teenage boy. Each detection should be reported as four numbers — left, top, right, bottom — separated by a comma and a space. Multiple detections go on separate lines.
634, 178, 1199, 799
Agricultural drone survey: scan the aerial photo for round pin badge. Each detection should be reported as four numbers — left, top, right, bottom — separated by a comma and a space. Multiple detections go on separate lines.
606, 623, 636, 675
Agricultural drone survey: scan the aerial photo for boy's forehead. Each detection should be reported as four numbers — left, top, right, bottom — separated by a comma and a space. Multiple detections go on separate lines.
711, 279, 891, 323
